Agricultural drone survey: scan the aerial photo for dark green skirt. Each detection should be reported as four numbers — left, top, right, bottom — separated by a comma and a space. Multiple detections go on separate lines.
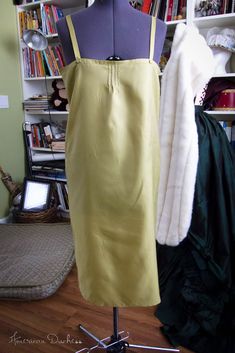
156, 107, 235, 353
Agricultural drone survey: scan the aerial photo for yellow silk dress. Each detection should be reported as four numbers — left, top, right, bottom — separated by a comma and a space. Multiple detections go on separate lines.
61, 15, 161, 307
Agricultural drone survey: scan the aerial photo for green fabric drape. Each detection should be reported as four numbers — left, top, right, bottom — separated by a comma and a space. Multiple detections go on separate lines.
156, 107, 235, 353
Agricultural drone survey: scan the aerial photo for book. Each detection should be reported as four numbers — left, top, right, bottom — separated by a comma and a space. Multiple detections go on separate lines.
158, 0, 167, 20
178, 0, 186, 19
141, 0, 153, 13
172, 0, 179, 20
226, 0, 232, 12
51, 140, 65, 151
150, 0, 161, 16
61, 183, 69, 209
56, 182, 66, 209
232, 0, 235, 12
166, 0, 174, 21
164, 0, 169, 20
43, 124, 53, 144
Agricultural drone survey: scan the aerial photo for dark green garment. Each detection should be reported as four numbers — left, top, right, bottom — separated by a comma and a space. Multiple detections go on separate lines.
155, 107, 235, 353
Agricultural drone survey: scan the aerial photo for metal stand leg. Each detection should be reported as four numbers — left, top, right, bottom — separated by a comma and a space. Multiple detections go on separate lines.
76, 307, 180, 353
113, 307, 119, 341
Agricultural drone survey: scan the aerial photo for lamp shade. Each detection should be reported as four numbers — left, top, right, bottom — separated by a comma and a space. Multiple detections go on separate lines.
23, 29, 48, 51
12, 0, 23, 5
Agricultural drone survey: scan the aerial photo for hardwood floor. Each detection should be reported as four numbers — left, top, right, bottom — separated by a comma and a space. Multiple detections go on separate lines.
0, 265, 193, 353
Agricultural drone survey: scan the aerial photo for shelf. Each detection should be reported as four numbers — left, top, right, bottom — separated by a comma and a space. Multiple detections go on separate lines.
20, 0, 85, 10
25, 110, 68, 115
212, 73, 235, 78
166, 19, 186, 32
33, 174, 67, 182
46, 33, 58, 38
205, 110, 235, 121
194, 13, 235, 28
31, 147, 65, 152
24, 76, 62, 80
31, 151, 65, 162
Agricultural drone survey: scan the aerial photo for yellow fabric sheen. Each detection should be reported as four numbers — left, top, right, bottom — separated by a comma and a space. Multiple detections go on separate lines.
61, 16, 161, 307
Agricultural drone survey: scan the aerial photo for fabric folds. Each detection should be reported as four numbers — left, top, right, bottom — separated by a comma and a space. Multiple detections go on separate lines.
155, 107, 235, 353
61, 16, 162, 307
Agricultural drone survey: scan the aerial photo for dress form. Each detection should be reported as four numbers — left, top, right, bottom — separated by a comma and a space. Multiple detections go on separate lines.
57, 0, 167, 64
55, 3, 182, 352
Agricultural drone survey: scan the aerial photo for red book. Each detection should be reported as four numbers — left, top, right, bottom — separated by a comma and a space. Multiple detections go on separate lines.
166, 0, 174, 21
141, 0, 152, 14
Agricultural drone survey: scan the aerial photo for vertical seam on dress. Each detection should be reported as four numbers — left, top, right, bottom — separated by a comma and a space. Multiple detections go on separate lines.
107, 64, 111, 91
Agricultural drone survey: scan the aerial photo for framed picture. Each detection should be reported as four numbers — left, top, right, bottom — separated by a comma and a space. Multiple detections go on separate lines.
20, 178, 52, 212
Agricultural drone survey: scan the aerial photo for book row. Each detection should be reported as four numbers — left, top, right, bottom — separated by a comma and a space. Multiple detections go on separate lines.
22, 44, 65, 77
31, 165, 66, 181
18, 4, 64, 37
24, 121, 65, 150
141, 0, 187, 21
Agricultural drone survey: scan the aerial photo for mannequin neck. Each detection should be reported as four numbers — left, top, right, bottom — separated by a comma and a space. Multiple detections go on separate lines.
92, 0, 133, 13
211, 47, 232, 75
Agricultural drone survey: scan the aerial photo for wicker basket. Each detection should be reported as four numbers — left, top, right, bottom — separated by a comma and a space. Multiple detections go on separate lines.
12, 187, 59, 223
13, 205, 58, 223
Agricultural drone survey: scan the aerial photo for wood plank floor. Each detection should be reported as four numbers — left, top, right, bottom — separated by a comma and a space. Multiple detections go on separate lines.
0, 265, 193, 353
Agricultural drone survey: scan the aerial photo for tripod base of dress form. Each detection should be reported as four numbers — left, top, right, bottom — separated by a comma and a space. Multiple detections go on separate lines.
76, 308, 180, 353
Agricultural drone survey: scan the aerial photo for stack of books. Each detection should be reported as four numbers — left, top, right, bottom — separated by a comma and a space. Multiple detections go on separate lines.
23, 95, 52, 111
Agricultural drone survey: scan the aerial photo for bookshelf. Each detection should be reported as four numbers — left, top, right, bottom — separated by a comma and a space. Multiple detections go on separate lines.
204, 111, 235, 121
191, 1, 235, 146
17, 0, 85, 218
24, 75, 62, 80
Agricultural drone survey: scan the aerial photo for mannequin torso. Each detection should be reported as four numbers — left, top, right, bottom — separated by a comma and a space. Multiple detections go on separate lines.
57, 0, 165, 309
57, 0, 167, 64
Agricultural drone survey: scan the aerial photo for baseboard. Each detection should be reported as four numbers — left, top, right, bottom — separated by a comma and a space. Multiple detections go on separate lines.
0, 214, 12, 224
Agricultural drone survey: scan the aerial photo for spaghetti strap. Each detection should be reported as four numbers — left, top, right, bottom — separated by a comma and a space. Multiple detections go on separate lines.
149, 16, 157, 61
66, 15, 81, 60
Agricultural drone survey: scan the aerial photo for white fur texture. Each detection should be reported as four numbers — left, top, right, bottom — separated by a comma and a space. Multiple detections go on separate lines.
156, 24, 215, 246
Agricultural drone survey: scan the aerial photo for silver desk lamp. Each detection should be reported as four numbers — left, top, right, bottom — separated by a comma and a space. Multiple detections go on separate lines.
22, 29, 48, 51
